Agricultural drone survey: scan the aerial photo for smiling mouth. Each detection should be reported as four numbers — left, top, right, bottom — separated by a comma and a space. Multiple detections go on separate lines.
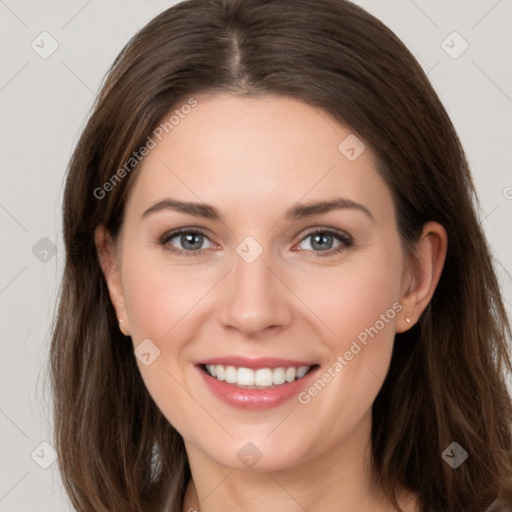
200, 364, 318, 389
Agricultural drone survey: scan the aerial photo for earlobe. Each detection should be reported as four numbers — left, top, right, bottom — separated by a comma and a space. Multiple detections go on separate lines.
94, 225, 130, 333
118, 318, 131, 336
396, 221, 448, 333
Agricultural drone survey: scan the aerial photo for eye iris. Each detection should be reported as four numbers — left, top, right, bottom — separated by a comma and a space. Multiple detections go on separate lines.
181, 232, 203, 250
311, 233, 333, 251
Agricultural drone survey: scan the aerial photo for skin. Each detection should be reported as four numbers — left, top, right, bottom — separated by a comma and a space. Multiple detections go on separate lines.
96, 93, 447, 512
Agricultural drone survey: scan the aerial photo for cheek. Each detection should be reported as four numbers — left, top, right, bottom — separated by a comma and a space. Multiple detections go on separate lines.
116, 230, 405, 464
298, 246, 403, 352
120, 248, 216, 436
122, 246, 216, 341
290, 244, 403, 418
122, 233, 404, 370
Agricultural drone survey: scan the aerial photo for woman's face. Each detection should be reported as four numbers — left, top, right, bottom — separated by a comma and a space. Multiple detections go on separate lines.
103, 93, 414, 471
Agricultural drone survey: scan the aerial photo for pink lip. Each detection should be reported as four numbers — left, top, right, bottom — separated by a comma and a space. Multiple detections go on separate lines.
195, 356, 316, 369
196, 362, 320, 411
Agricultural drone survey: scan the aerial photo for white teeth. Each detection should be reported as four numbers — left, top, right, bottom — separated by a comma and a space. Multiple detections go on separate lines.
205, 364, 312, 387
254, 368, 273, 387
225, 366, 237, 383
273, 367, 286, 385
297, 366, 309, 378
237, 367, 255, 386
215, 365, 225, 381
285, 367, 296, 382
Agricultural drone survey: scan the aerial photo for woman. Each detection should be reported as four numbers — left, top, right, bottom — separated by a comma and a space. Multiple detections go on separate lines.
49, 0, 512, 510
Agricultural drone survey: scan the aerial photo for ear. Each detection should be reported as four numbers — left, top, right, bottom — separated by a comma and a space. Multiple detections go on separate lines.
94, 225, 130, 335
396, 221, 448, 333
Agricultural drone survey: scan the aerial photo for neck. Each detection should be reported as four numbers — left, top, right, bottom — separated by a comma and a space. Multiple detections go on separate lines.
181, 410, 418, 512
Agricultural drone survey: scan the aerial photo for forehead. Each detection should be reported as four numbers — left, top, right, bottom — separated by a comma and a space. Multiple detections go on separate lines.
125, 93, 394, 224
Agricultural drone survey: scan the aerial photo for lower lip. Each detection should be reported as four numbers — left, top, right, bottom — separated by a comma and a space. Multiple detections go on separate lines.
197, 366, 319, 410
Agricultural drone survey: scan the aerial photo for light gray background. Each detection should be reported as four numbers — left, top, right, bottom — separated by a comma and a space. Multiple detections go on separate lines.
0, 1, 511, 510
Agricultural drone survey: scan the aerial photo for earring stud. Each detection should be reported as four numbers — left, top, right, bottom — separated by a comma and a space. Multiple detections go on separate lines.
405, 316, 411, 324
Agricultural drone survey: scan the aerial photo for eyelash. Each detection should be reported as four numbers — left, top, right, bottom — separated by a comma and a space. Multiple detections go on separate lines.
158, 227, 353, 258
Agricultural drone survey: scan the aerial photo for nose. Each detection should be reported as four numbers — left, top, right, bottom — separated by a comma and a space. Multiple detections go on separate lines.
218, 247, 293, 337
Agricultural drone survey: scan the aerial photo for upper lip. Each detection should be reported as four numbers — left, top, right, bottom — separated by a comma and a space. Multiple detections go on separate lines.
195, 356, 317, 370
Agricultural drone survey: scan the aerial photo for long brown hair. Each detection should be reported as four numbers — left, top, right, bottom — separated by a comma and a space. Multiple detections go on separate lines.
49, 0, 512, 510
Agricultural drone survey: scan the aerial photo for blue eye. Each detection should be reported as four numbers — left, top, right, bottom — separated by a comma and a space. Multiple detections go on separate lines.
159, 228, 353, 257
160, 228, 215, 256
296, 229, 353, 257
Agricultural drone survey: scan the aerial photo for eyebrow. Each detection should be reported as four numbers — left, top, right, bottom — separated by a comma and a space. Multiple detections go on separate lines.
141, 197, 374, 223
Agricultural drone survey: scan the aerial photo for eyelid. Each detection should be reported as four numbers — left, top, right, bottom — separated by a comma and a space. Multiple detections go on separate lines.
297, 226, 353, 243
294, 227, 353, 256
159, 227, 217, 255
159, 226, 353, 257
